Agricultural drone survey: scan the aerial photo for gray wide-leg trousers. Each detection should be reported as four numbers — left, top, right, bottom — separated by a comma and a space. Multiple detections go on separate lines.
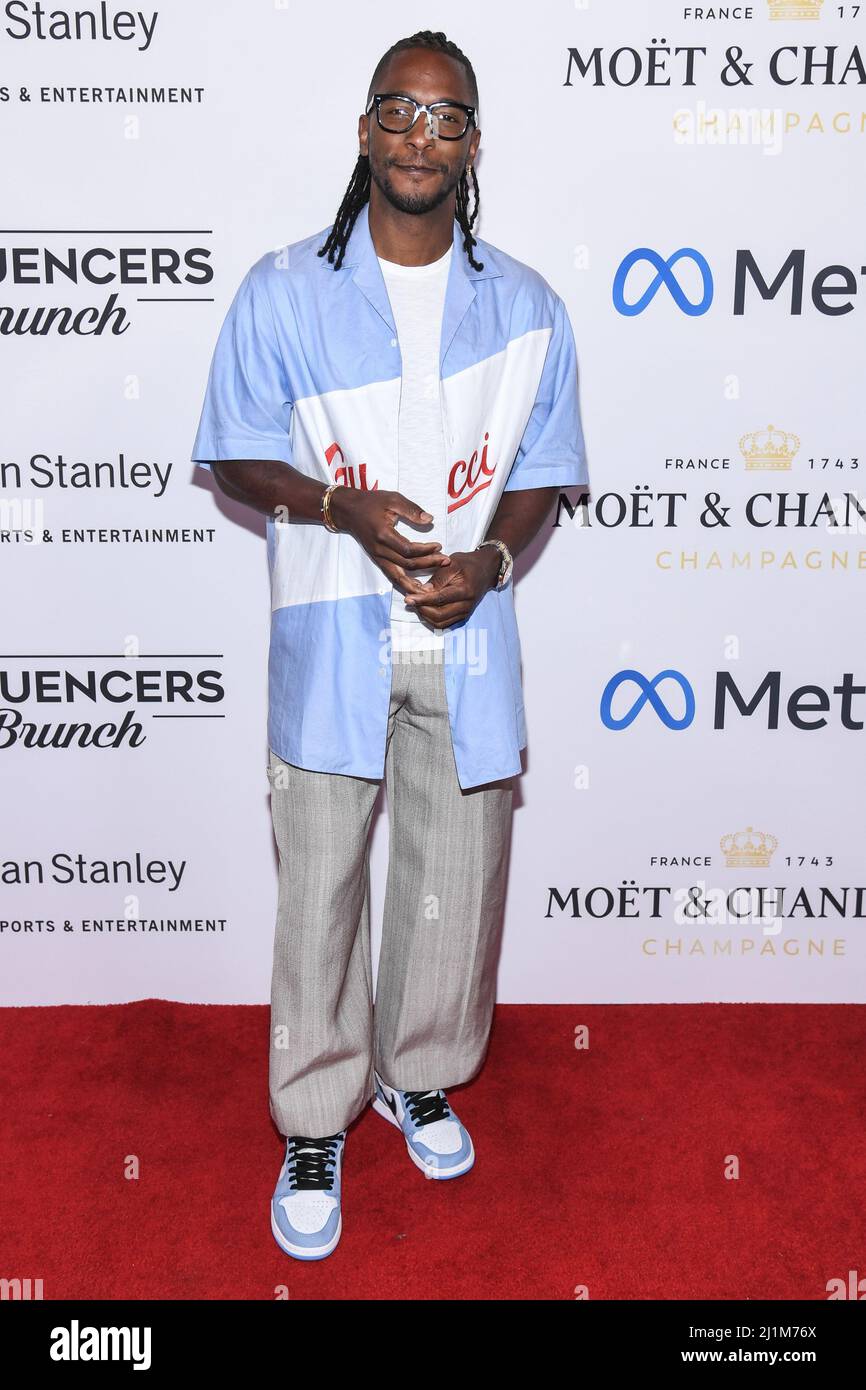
266, 651, 514, 1138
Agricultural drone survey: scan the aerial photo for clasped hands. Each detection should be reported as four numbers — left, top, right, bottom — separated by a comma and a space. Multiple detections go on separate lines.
327, 486, 501, 630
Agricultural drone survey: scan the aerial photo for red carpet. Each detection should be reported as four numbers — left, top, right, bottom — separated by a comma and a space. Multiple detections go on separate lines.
1, 1001, 864, 1300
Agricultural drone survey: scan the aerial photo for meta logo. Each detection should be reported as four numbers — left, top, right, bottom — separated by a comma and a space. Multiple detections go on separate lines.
601, 669, 696, 729
613, 249, 713, 318
601, 669, 866, 731
613, 248, 866, 317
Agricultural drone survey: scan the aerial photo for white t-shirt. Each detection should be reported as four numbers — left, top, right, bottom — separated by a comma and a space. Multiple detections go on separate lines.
378, 244, 452, 654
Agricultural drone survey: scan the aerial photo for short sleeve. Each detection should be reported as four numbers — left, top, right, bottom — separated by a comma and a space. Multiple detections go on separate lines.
190, 266, 294, 472
503, 294, 589, 492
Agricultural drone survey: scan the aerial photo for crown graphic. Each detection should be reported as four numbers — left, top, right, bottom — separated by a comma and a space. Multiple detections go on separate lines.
720, 827, 779, 868
739, 424, 799, 470
768, 0, 823, 18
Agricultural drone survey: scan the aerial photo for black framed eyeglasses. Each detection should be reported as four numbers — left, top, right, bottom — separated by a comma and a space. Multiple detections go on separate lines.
366, 92, 476, 140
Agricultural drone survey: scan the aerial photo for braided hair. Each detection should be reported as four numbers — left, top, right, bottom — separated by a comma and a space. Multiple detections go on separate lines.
318, 30, 483, 272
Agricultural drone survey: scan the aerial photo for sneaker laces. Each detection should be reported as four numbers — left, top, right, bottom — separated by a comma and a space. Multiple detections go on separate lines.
286, 1133, 342, 1190
404, 1089, 452, 1126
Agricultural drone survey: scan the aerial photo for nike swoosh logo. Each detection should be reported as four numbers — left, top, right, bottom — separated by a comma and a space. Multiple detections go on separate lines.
382, 1089, 398, 1118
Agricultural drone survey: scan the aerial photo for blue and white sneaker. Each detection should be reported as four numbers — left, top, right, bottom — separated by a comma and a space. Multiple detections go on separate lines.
270, 1131, 345, 1260
372, 1069, 475, 1179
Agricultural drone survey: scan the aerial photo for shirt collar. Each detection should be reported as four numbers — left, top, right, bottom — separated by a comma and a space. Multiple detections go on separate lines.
340, 200, 500, 280
340, 200, 502, 369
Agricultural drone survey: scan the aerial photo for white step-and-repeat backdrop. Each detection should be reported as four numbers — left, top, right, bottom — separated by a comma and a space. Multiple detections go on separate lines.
2, 1, 864, 1005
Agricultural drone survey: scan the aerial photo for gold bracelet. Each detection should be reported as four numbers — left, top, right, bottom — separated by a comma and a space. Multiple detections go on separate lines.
321, 482, 341, 533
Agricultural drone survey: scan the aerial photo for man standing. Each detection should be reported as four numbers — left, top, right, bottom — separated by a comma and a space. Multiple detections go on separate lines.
191, 30, 588, 1261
